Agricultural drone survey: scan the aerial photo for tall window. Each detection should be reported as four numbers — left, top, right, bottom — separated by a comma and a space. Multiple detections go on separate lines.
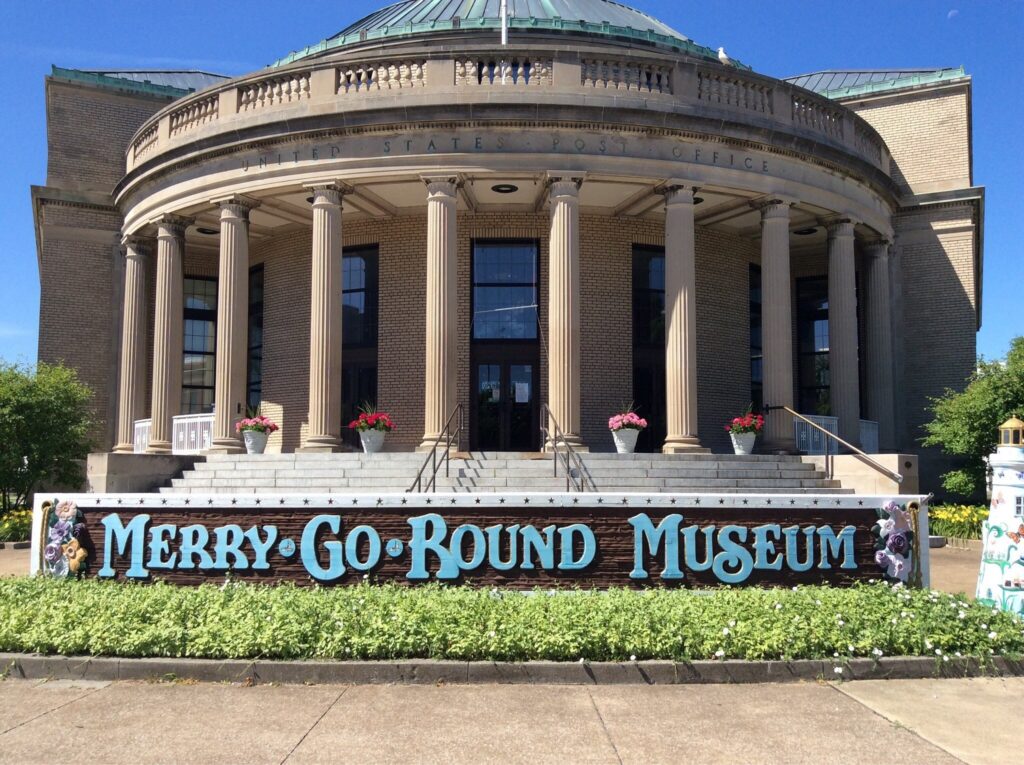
246, 266, 264, 411
749, 265, 763, 411
632, 246, 666, 453
472, 241, 538, 340
341, 247, 379, 447
182, 277, 217, 414
796, 277, 830, 415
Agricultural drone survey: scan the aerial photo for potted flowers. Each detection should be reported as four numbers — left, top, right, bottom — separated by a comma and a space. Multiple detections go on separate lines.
235, 412, 279, 454
724, 409, 764, 455
347, 406, 395, 454
608, 407, 648, 454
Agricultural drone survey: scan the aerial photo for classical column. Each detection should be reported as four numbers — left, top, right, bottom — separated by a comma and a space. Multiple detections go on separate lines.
418, 177, 459, 451
827, 218, 862, 446
147, 214, 192, 455
301, 184, 349, 452
547, 175, 585, 449
209, 196, 259, 453
112, 236, 150, 453
759, 199, 796, 452
864, 238, 896, 450
661, 185, 702, 453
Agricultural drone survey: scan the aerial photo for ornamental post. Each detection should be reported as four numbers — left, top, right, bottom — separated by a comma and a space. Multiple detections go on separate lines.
112, 235, 150, 453
827, 218, 862, 447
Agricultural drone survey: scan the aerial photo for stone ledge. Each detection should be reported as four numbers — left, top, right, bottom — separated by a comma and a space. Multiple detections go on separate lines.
2, 654, 1022, 685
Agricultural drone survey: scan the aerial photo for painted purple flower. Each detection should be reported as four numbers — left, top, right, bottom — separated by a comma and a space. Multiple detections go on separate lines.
44, 543, 62, 564
883, 500, 901, 514
72, 523, 86, 539
875, 550, 890, 567
886, 533, 909, 556
51, 520, 70, 540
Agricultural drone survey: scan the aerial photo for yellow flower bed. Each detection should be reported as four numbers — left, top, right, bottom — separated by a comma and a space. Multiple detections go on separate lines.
928, 504, 988, 539
0, 508, 32, 543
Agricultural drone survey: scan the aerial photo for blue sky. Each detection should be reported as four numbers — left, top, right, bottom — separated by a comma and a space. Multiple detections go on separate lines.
0, 0, 1020, 364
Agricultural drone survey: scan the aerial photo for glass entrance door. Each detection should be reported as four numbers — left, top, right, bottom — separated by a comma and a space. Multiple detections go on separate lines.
473, 359, 538, 451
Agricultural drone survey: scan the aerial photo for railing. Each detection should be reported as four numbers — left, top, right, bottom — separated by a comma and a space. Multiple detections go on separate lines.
238, 71, 311, 111
168, 92, 219, 137
340, 60, 426, 93
859, 420, 880, 454
133, 419, 152, 453
581, 59, 671, 93
769, 406, 902, 485
794, 414, 839, 455
457, 57, 552, 87
408, 404, 464, 493
540, 404, 593, 492
792, 94, 844, 139
132, 122, 159, 162
172, 413, 215, 455
697, 70, 772, 113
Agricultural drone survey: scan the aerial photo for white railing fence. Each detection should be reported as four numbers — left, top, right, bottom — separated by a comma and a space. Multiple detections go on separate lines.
793, 414, 839, 455
133, 414, 215, 455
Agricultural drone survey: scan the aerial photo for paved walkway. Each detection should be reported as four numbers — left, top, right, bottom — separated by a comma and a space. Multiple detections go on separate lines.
4, 676, 1018, 764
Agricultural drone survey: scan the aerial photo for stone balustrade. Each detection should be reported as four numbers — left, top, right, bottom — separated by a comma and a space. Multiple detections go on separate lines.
697, 69, 771, 113
125, 53, 889, 177
581, 59, 671, 93
238, 71, 311, 111
338, 60, 426, 93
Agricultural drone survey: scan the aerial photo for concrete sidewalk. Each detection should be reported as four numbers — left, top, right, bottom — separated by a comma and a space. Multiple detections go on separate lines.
3, 677, 1005, 764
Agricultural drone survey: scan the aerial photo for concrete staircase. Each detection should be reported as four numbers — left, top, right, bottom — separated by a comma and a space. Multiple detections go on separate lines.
159, 452, 850, 495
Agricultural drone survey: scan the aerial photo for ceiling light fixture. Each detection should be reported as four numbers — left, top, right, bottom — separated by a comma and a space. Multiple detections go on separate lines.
196, 227, 219, 236
794, 227, 818, 236
692, 196, 705, 205
491, 184, 519, 194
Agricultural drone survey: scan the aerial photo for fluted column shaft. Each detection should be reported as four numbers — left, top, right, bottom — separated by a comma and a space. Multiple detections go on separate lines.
302, 185, 348, 452
209, 196, 259, 453
547, 177, 584, 448
864, 238, 896, 450
148, 215, 191, 454
760, 200, 796, 452
827, 219, 861, 446
662, 186, 702, 452
113, 237, 149, 453
419, 178, 459, 450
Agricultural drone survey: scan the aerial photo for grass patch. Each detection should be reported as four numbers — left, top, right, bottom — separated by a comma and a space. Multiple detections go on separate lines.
1, 578, 1020, 662
929, 504, 988, 540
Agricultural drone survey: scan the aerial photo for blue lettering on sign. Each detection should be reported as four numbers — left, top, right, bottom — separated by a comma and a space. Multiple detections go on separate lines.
629, 514, 684, 580
98, 513, 150, 579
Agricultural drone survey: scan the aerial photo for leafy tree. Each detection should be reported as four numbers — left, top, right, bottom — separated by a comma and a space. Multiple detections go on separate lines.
0, 362, 93, 513
923, 337, 1024, 497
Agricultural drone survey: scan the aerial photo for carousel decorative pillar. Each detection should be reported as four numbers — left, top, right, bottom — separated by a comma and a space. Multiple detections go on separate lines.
661, 184, 702, 452
301, 184, 350, 452
147, 214, 193, 455
827, 218, 862, 446
112, 235, 151, 453
547, 174, 585, 449
976, 418, 1024, 610
208, 196, 259, 453
418, 177, 459, 451
864, 238, 896, 451
758, 199, 796, 452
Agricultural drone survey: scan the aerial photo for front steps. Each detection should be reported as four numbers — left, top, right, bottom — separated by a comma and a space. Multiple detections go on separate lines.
159, 452, 850, 495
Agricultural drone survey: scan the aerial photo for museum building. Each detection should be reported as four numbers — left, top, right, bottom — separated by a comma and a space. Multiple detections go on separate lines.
32, 0, 983, 485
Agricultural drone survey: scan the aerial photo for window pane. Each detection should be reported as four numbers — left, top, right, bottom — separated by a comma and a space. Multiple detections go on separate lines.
473, 286, 537, 339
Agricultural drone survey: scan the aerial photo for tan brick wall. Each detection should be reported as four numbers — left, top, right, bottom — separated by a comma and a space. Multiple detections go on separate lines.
846, 84, 972, 197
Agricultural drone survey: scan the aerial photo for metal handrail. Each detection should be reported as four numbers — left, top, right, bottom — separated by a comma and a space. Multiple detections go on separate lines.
766, 405, 902, 485
408, 404, 464, 493
540, 404, 592, 492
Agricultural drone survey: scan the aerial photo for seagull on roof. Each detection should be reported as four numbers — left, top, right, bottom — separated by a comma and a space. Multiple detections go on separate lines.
718, 47, 734, 66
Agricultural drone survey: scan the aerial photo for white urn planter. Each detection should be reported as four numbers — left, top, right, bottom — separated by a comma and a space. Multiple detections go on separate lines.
359, 429, 386, 454
729, 431, 756, 455
612, 428, 640, 454
243, 430, 269, 455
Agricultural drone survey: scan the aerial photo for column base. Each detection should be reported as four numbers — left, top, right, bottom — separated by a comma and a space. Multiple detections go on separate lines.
662, 436, 708, 454
543, 436, 588, 453
416, 438, 457, 453
298, 435, 343, 453
112, 443, 136, 454
146, 440, 173, 455
206, 438, 245, 455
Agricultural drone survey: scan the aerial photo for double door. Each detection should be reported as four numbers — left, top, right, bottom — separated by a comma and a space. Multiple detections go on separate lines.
472, 350, 539, 451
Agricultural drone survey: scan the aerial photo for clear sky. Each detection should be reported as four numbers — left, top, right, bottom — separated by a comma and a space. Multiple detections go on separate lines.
0, 0, 1020, 365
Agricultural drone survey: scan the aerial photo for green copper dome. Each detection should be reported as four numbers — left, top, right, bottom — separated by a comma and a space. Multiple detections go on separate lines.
273, 0, 735, 67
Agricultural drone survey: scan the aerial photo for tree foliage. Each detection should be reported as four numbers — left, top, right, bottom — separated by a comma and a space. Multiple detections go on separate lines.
0, 362, 93, 512
923, 337, 1024, 497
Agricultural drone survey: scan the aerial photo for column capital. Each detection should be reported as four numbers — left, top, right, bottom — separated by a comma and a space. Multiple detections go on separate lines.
120, 233, 152, 254
547, 173, 585, 198
421, 176, 460, 197
150, 213, 195, 238
656, 182, 699, 205
211, 194, 261, 217
824, 216, 858, 238
752, 197, 796, 219
864, 236, 892, 254
303, 182, 354, 207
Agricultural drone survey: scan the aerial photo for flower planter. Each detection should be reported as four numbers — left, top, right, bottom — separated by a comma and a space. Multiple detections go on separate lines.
612, 428, 640, 454
730, 432, 756, 455
360, 429, 386, 454
243, 430, 269, 455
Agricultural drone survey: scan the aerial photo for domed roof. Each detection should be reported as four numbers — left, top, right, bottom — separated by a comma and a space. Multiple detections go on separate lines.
273, 0, 728, 68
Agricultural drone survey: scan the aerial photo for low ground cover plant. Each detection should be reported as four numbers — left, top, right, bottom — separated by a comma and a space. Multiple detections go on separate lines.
0, 579, 1018, 663
0, 508, 31, 542
929, 504, 988, 539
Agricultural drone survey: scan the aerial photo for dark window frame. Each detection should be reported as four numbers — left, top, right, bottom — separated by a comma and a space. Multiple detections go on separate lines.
471, 239, 541, 343
181, 276, 218, 415
246, 265, 264, 412
796, 276, 831, 416
749, 264, 763, 412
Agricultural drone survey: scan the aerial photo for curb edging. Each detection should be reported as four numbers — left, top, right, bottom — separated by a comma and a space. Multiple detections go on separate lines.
3, 654, 1023, 686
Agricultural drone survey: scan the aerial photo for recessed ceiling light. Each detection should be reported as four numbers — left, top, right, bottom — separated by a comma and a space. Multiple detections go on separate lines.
794, 227, 818, 236
306, 196, 315, 204
491, 184, 519, 194
196, 227, 218, 236
693, 196, 705, 205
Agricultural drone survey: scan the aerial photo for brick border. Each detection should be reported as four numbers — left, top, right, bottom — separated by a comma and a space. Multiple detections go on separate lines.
2, 654, 1021, 685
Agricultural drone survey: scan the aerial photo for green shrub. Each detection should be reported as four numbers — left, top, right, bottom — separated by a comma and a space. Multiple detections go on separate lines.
929, 504, 988, 539
0, 508, 32, 542
0, 579, 1019, 662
